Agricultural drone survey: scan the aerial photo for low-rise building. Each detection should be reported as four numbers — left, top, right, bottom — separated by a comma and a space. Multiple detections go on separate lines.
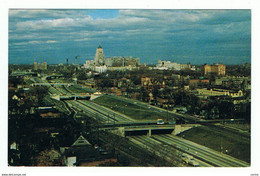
156, 60, 191, 71
105, 56, 140, 67
107, 66, 139, 71
196, 88, 244, 98
203, 63, 226, 76
37, 106, 60, 118
83, 60, 95, 69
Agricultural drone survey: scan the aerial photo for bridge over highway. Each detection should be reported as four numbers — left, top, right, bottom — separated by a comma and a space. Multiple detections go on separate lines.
123, 125, 175, 137
31, 83, 74, 87
11, 72, 37, 77
101, 124, 197, 137
44, 75, 64, 80
51, 94, 91, 101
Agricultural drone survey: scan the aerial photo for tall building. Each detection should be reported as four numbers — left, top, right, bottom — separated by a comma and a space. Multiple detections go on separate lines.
33, 61, 38, 70
33, 61, 47, 70
94, 45, 105, 66
43, 62, 47, 69
203, 64, 226, 76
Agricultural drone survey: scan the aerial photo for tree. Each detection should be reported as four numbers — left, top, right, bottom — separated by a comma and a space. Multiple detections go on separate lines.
29, 86, 48, 105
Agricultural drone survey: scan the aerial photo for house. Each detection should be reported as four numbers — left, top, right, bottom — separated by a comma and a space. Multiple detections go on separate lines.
61, 135, 117, 166
156, 97, 168, 107
200, 79, 210, 86
189, 79, 200, 87
141, 77, 152, 88
118, 78, 131, 88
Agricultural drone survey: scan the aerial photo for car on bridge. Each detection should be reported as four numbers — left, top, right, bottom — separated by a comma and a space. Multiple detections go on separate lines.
157, 119, 165, 125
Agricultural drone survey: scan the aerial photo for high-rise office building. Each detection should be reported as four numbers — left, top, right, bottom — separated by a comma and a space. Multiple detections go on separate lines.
33, 61, 38, 70
33, 61, 47, 70
94, 45, 105, 66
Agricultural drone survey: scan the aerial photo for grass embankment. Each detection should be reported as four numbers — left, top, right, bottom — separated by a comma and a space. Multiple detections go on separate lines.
177, 126, 250, 163
93, 95, 168, 121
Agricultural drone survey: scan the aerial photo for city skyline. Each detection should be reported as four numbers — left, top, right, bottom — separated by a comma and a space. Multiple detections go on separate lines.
9, 9, 251, 65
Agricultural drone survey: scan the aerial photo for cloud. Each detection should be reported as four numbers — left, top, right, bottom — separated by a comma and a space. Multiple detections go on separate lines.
15, 16, 93, 30
46, 40, 57, 43
9, 9, 90, 20
8, 10, 251, 65
11, 40, 58, 46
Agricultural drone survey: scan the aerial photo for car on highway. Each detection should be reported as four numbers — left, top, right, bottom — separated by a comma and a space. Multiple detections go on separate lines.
188, 158, 200, 167
182, 153, 193, 159
181, 153, 200, 167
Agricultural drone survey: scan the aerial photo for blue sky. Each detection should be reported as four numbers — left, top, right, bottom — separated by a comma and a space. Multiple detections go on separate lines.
8, 9, 251, 65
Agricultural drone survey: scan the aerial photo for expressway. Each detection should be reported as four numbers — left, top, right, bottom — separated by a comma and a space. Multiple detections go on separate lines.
30, 77, 250, 167
128, 135, 213, 167
66, 100, 135, 123
67, 100, 109, 122
128, 135, 185, 166
30, 77, 136, 123
128, 134, 249, 167
31, 77, 63, 95
77, 100, 135, 122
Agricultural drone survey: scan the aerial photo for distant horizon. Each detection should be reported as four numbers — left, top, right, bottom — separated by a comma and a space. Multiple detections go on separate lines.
8, 60, 250, 66
9, 10, 251, 65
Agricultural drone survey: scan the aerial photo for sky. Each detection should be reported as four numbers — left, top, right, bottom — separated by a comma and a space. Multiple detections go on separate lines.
8, 9, 251, 65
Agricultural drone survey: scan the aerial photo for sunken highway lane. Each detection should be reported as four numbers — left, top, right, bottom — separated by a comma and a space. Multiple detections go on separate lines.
151, 134, 249, 167
129, 134, 249, 167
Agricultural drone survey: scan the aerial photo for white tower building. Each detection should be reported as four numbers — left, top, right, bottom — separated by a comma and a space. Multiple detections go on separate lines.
94, 45, 105, 66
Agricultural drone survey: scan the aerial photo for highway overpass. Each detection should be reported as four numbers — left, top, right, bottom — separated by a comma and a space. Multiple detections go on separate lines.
31, 82, 74, 87
106, 124, 197, 137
